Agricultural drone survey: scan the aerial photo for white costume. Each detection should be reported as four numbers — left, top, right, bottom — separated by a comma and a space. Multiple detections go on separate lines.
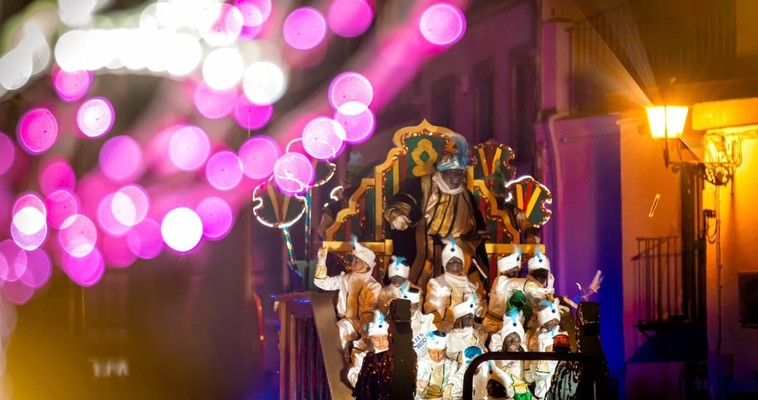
347, 311, 390, 388
314, 238, 381, 346
446, 297, 488, 363
526, 299, 565, 399
416, 331, 459, 400
425, 239, 483, 326
377, 256, 423, 314
482, 247, 522, 333
403, 287, 438, 361
451, 346, 488, 400
490, 312, 531, 399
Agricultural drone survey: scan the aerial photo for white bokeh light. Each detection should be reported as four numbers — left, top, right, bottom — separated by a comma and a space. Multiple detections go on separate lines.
161, 207, 204, 252
199, 3, 244, 47
12, 207, 46, 236
166, 33, 202, 76
203, 48, 243, 90
0, 49, 33, 91
243, 61, 286, 105
59, 0, 97, 27
55, 30, 88, 72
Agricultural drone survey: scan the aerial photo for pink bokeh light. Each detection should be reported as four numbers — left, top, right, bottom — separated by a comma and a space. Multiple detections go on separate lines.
169, 126, 211, 171
419, 3, 466, 46
302, 117, 345, 160
328, 72, 373, 115
38, 158, 76, 196
53, 68, 92, 102
11, 193, 47, 251
239, 136, 281, 179
2, 280, 35, 305
99, 135, 144, 182
273, 152, 314, 195
17, 108, 58, 155
18, 248, 51, 288
334, 107, 376, 144
59, 214, 98, 258
328, 0, 374, 38
0, 239, 27, 283
112, 185, 149, 227
0, 132, 15, 176
196, 197, 233, 240
194, 81, 237, 120
63, 247, 104, 287
103, 234, 137, 268
161, 207, 204, 253
201, 3, 244, 46
234, 95, 273, 130
77, 97, 115, 138
283, 7, 327, 50
206, 151, 244, 191
235, 0, 272, 27
126, 218, 164, 259
97, 193, 130, 236
45, 189, 79, 229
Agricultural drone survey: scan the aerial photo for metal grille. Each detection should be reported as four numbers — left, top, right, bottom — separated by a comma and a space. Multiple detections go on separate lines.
635, 237, 684, 326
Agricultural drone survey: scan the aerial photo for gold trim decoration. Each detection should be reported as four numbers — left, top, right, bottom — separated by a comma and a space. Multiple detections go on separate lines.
325, 178, 375, 240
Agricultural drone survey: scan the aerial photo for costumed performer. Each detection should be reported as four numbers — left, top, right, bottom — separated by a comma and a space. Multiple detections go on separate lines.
482, 246, 523, 333
416, 330, 459, 400
377, 256, 423, 315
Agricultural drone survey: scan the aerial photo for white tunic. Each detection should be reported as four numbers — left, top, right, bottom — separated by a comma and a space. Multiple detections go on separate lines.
416, 357, 459, 399
411, 310, 438, 360
445, 326, 488, 363
425, 273, 482, 324
377, 282, 424, 315
313, 271, 381, 319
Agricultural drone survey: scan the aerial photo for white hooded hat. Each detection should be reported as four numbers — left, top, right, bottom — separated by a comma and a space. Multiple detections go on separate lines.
537, 299, 561, 327
388, 256, 410, 279
527, 246, 550, 272
427, 330, 448, 350
487, 361, 509, 386
441, 237, 465, 269
368, 310, 389, 337
351, 235, 376, 269
453, 294, 477, 320
499, 309, 525, 343
497, 245, 522, 273
400, 286, 420, 305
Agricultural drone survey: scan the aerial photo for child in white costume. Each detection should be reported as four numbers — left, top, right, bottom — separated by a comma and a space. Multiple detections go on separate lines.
404, 286, 438, 361
526, 299, 565, 399
377, 256, 423, 315
313, 237, 382, 349
482, 246, 522, 333
489, 309, 532, 399
347, 310, 390, 388
446, 296, 488, 363
425, 238, 483, 328
416, 330, 460, 400
450, 346, 488, 400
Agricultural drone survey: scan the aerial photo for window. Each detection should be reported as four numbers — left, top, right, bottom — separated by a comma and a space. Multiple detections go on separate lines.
738, 272, 758, 326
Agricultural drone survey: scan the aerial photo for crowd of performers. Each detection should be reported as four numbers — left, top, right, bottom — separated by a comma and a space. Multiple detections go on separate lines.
313, 131, 601, 399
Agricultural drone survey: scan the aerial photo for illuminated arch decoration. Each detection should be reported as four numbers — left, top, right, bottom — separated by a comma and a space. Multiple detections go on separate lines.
252, 179, 307, 229
505, 175, 553, 228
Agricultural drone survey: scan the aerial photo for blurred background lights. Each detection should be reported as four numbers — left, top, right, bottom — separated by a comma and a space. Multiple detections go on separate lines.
0, 133, 14, 176
59, 0, 97, 27
0, 240, 28, 283
328, 0, 374, 38
419, 3, 466, 46
3, 280, 35, 305
45, 190, 79, 229
206, 151, 244, 191
328, 72, 373, 115
194, 81, 237, 119
11, 198, 48, 251
196, 197, 233, 240
54, 30, 89, 72
63, 247, 104, 287
302, 117, 346, 160
166, 33, 202, 76
53, 68, 92, 102
18, 248, 51, 289
199, 3, 244, 46
39, 158, 76, 196
111, 185, 149, 227
168, 126, 211, 171
235, 0, 272, 27
334, 108, 376, 144
103, 234, 138, 268
77, 97, 115, 138
273, 152, 314, 195
97, 192, 131, 236
161, 207, 204, 252
99, 135, 144, 182
242, 62, 286, 105
239, 136, 281, 179
126, 219, 163, 259
234, 95, 273, 130
203, 48, 244, 91
0, 49, 33, 91
17, 108, 58, 155
59, 214, 97, 258
283, 7, 327, 50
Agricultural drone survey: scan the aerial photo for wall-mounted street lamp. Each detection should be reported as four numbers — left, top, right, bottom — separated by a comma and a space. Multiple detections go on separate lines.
645, 105, 689, 168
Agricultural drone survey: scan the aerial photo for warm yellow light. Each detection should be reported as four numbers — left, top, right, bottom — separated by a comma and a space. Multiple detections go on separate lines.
646, 106, 688, 139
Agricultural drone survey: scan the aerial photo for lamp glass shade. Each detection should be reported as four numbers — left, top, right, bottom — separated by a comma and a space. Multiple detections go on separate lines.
646, 106, 688, 139
646, 106, 666, 139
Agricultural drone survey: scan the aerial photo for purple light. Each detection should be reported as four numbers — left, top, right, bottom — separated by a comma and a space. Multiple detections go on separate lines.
238, 24, 263, 41
0, 239, 27, 283
273, 152, 314, 195
328, 0, 374, 38
206, 151, 244, 191
302, 117, 345, 160
11, 193, 47, 251
283, 7, 327, 50
234, 95, 273, 130
63, 247, 104, 287
239, 136, 281, 179
45, 189, 79, 229
2, 280, 35, 305
419, 3, 466, 46
334, 107, 376, 144
17, 108, 58, 155
0, 132, 15, 176
161, 207, 204, 252
196, 197, 233, 240
59, 214, 97, 258
18, 248, 51, 288
126, 219, 163, 259
97, 193, 130, 236
111, 185, 149, 227
99, 135, 144, 182
235, 0, 272, 27
38, 158, 76, 196
169, 126, 211, 171
77, 97, 115, 138
194, 81, 237, 120
328, 72, 373, 115
53, 68, 92, 102
103, 234, 137, 268
201, 3, 244, 46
